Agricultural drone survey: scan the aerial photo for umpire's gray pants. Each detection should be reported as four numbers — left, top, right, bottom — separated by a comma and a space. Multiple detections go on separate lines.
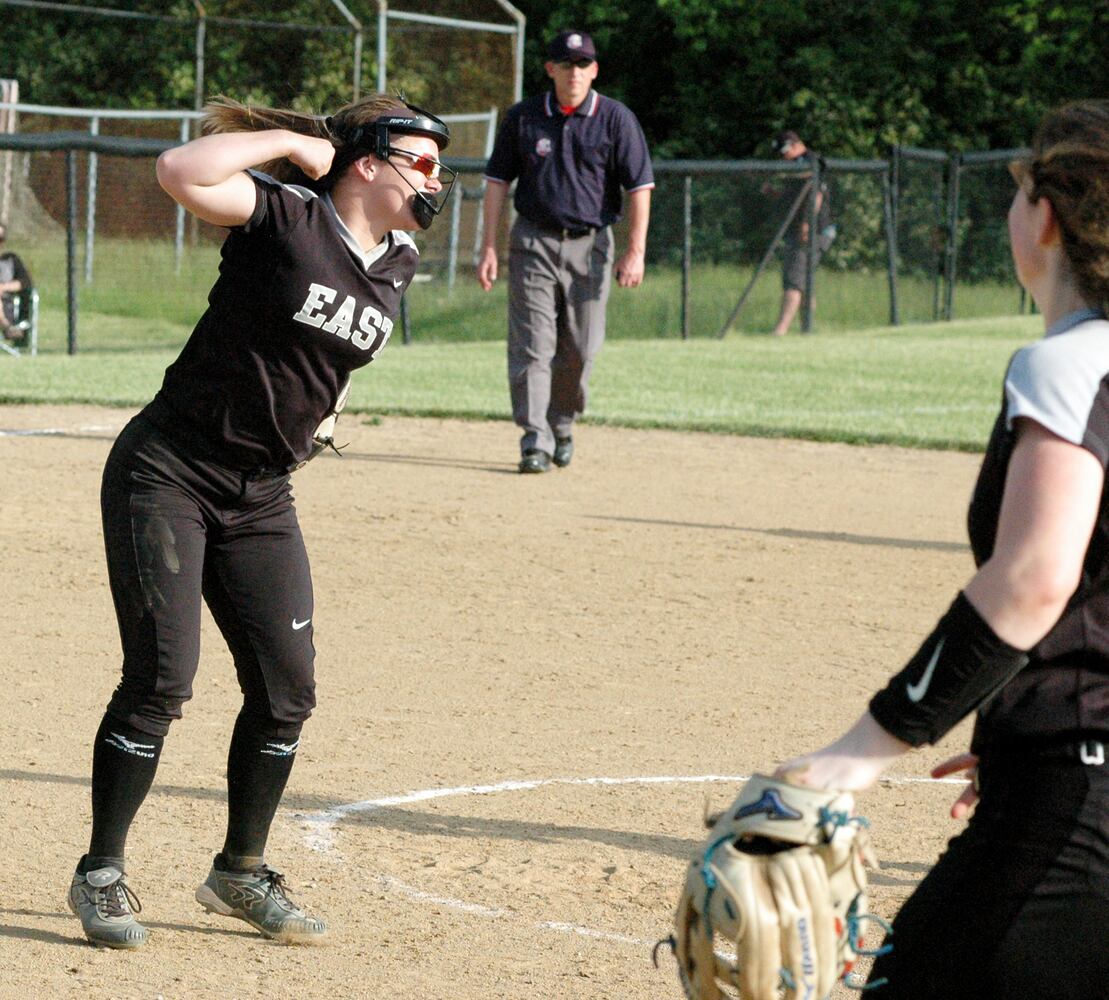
507, 216, 614, 455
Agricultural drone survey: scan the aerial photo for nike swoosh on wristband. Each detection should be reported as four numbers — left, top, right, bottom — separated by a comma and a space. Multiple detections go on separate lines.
292, 618, 311, 631
906, 637, 945, 703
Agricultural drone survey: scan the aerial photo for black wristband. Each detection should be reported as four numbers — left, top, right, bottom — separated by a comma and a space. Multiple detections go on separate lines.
868, 592, 1029, 747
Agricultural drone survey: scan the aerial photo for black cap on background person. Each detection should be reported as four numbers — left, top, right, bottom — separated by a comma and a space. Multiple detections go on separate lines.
772, 129, 802, 155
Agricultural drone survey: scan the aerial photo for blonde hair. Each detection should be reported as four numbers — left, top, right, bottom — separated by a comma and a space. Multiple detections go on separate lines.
202, 93, 408, 190
1025, 100, 1109, 309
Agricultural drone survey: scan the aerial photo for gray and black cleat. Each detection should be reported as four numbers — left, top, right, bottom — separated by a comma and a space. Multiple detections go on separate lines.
196, 860, 328, 945
68, 863, 149, 949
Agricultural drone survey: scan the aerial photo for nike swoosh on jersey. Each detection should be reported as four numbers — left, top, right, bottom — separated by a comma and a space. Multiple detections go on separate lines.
906, 637, 945, 703
292, 618, 311, 630
392, 278, 404, 288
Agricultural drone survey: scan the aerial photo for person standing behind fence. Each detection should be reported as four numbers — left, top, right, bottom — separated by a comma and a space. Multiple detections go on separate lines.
0, 222, 33, 343
752, 101, 1109, 998
769, 129, 832, 335
66, 93, 453, 950
476, 29, 654, 473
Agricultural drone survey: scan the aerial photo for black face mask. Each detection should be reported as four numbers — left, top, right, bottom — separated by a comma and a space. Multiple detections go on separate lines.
328, 102, 455, 231
381, 153, 457, 231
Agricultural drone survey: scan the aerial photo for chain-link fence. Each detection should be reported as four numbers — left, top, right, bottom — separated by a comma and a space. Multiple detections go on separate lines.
948, 150, 1030, 320
1, 103, 496, 344
891, 147, 947, 324
627, 158, 896, 337
0, 125, 1033, 354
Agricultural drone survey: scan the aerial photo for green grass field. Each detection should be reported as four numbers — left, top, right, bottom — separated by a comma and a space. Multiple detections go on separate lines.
1, 313, 1039, 453
0, 235, 1039, 451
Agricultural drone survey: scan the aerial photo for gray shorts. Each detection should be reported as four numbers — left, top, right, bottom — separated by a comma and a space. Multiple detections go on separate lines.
782, 243, 821, 292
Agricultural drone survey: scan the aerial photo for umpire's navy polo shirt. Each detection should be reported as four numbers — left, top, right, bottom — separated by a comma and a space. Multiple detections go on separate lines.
484, 89, 654, 232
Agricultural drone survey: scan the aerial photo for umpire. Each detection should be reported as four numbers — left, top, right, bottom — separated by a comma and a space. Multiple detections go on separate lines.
477, 29, 654, 473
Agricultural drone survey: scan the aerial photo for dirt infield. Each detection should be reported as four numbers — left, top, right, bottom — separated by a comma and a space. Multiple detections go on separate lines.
0, 405, 984, 1000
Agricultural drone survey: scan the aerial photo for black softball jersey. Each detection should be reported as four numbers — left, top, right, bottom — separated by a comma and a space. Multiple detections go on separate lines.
144, 171, 418, 471
968, 308, 1109, 754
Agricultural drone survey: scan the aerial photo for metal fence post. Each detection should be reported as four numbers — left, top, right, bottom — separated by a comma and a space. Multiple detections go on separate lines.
446, 182, 462, 294
84, 115, 98, 283
890, 144, 900, 240
66, 149, 79, 354
681, 174, 691, 340
175, 118, 189, 275
943, 152, 961, 321
932, 162, 944, 320
882, 170, 899, 326
801, 159, 821, 333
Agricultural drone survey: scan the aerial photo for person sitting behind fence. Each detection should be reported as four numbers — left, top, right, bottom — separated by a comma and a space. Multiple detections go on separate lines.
0, 222, 33, 342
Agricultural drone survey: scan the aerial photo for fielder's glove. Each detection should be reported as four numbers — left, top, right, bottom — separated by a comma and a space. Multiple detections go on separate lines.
659, 774, 880, 1000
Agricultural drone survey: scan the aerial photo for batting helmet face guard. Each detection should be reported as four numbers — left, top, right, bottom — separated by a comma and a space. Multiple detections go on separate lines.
328, 100, 456, 230
372, 103, 455, 230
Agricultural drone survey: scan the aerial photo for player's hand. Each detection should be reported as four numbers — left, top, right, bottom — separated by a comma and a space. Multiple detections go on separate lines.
774, 710, 910, 792
288, 135, 336, 180
774, 751, 888, 793
931, 752, 979, 820
476, 246, 498, 291
615, 248, 645, 288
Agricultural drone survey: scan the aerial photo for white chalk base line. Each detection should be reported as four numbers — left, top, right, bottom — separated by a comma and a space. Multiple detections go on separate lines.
297, 773, 962, 950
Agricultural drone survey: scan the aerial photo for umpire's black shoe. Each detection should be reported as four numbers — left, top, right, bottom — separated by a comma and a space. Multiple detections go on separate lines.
518, 449, 552, 474
552, 436, 574, 468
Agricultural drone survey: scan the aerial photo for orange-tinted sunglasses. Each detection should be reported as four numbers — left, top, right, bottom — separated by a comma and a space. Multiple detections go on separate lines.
389, 146, 442, 180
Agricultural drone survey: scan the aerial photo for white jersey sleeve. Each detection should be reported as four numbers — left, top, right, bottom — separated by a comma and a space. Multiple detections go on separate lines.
1004, 318, 1109, 464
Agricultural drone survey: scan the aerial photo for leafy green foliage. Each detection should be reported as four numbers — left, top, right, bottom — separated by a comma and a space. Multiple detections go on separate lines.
2, 0, 1105, 155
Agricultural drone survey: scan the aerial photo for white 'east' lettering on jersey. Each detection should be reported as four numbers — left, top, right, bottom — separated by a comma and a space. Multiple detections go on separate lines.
293, 283, 336, 328
322, 295, 356, 340
294, 283, 394, 353
353, 305, 391, 350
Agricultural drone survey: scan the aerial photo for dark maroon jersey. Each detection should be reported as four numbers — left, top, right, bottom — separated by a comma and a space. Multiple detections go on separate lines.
968, 310, 1109, 752
144, 171, 418, 470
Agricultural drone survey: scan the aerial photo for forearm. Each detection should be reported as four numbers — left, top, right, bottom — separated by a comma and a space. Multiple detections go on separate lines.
821, 711, 911, 764
623, 189, 650, 254
775, 709, 911, 791
156, 130, 301, 190
480, 181, 509, 253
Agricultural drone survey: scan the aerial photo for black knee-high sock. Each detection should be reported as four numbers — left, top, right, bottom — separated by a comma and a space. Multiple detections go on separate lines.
222, 712, 300, 867
88, 714, 164, 861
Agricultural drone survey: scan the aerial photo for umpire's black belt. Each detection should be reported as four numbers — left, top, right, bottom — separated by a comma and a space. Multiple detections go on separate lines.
529, 220, 599, 240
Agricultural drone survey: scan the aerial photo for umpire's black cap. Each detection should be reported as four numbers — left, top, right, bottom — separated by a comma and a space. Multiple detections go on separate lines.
547, 30, 597, 62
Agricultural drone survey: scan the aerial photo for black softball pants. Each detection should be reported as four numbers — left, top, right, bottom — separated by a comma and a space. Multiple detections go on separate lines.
866, 754, 1109, 1000
100, 415, 316, 739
